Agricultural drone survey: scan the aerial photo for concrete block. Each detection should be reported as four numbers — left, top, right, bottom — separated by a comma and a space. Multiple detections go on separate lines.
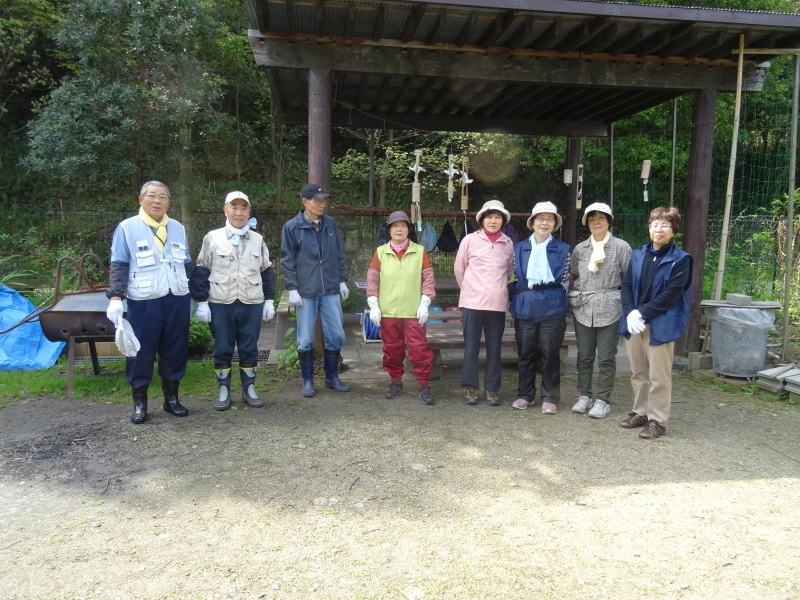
688, 352, 713, 372
726, 293, 752, 306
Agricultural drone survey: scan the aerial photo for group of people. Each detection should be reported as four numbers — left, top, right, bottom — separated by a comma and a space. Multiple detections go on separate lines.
106, 180, 691, 440
366, 199, 691, 440
105, 181, 351, 424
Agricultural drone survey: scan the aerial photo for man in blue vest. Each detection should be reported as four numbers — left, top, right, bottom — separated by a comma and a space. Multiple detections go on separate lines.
280, 184, 350, 397
106, 181, 192, 424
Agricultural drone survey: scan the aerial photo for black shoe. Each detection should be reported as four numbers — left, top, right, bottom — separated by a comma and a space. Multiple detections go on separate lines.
130, 386, 148, 424
162, 380, 188, 417
419, 386, 435, 405
385, 381, 403, 399
486, 391, 501, 407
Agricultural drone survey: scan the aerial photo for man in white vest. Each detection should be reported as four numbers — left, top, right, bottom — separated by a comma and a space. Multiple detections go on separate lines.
190, 191, 276, 411
106, 181, 192, 424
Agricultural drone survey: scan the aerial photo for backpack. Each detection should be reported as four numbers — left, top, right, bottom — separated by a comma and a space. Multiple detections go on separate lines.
418, 222, 438, 253
437, 220, 459, 253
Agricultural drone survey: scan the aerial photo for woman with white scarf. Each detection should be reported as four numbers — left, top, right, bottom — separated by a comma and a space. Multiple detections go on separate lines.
508, 202, 571, 414
569, 203, 631, 419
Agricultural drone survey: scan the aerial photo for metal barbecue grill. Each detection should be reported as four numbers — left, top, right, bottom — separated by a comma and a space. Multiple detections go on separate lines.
2, 254, 117, 394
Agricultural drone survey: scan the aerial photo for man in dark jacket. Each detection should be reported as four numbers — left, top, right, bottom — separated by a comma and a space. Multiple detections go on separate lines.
280, 184, 350, 397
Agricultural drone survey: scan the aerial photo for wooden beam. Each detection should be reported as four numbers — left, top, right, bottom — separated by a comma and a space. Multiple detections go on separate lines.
455, 13, 477, 47
249, 36, 769, 92
402, 4, 426, 43
276, 107, 610, 136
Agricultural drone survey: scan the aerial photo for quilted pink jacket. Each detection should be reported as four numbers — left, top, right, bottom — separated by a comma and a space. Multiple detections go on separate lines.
454, 229, 514, 313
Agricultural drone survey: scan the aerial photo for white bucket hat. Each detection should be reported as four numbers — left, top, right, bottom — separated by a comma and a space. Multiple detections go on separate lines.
581, 202, 614, 226
114, 315, 141, 357
475, 200, 510, 224
526, 201, 562, 231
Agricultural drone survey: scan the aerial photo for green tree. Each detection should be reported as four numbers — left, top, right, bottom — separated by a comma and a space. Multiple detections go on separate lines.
24, 0, 235, 219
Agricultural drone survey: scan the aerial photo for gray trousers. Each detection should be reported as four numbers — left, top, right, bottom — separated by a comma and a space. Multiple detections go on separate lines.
574, 319, 620, 402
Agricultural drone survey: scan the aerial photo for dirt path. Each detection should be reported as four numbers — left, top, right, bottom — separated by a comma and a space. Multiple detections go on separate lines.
1, 372, 799, 599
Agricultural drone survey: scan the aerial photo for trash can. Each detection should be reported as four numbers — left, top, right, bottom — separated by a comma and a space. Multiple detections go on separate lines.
708, 307, 774, 377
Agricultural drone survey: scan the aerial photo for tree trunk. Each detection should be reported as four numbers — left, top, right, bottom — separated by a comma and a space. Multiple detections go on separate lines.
178, 121, 195, 249
271, 97, 284, 212
379, 129, 393, 208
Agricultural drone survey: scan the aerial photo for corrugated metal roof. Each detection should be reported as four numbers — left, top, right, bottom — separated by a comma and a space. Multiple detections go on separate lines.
244, 0, 800, 135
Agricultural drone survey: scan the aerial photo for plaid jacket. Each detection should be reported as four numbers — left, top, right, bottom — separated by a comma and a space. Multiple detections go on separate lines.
570, 235, 631, 328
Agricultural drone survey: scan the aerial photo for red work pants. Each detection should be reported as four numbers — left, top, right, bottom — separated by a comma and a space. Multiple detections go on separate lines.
380, 317, 434, 386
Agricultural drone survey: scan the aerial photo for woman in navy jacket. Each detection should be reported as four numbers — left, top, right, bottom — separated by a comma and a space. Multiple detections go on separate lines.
619, 206, 692, 439
509, 201, 571, 414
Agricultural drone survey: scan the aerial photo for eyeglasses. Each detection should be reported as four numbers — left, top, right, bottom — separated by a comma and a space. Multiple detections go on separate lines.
534, 216, 555, 224
143, 193, 169, 202
649, 221, 673, 230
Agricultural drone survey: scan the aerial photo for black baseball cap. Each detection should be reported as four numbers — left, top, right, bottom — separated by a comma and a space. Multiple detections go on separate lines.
300, 183, 331, 200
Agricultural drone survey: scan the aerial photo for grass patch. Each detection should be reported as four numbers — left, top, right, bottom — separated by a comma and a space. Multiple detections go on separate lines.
0, 359, 292, 407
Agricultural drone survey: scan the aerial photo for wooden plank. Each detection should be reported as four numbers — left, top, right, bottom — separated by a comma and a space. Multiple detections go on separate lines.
250, 36, 768, 92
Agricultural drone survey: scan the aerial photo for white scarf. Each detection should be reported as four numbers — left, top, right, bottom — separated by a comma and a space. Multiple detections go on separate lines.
226, 217, 257, 246
588, 231, 611, 273
526, 234, 554, 287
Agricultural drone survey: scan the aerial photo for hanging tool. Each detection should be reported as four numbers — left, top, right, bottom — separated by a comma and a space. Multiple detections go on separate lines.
443, 154, 460, 203
408, 148, 425, 232
460, 156, 472, 211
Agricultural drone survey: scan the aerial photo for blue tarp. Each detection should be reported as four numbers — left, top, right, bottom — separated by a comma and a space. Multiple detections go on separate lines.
0, 284, 65, 371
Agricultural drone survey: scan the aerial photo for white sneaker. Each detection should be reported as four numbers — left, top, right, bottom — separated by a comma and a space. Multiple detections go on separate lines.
588, 399, 610, 419
571, 395, 593, 414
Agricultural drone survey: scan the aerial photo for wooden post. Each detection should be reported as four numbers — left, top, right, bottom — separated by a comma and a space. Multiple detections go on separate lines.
308, 68, 332, 200
563, 138, 581, 248
308, 68, 332, 356
680, 89, 717, 356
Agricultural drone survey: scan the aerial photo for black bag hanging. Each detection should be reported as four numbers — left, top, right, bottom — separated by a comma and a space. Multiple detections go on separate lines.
437, 219, 459, 253
460, 217, 476, 243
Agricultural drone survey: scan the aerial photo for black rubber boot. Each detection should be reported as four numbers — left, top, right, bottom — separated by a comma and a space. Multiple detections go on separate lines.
239, 364, 264, 408
298, 350, 316, 397
162, 379, 189, 417
324, 350, 350, 392
131, 385, 148, 424
215, 365, 232, 411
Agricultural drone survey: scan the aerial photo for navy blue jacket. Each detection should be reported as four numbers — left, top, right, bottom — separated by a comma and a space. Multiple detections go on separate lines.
619, 242, 692, 346
280, 211, 349, 298
509, 237, 570, 322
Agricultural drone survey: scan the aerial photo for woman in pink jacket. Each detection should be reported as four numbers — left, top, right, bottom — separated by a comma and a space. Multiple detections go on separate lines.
454, 200, 515, 406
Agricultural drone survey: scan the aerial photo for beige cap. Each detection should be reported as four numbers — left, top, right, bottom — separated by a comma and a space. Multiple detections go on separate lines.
475, 200, 510, 224
581, 202, 614, 226
526, 201, 562, 231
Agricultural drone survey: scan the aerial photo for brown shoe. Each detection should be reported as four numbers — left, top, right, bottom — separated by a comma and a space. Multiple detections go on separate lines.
639, 420, 666, 439
620, 412, 648, 429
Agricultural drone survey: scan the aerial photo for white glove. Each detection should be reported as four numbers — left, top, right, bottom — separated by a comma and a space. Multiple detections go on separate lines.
626, 309, 646, 335
416, 294, 432, 326
262, 300, 275, 321
288, 290, 303, 307
106, 299, 124, 328
195, 301, 211, 323
339, 282, 350, 302
367, 296, 381, 327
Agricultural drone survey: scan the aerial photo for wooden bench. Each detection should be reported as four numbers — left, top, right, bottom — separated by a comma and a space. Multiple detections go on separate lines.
423, 310, 576, 379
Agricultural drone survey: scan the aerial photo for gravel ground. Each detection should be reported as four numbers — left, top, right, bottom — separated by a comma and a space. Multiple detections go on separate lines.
1, 370, 799, 600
